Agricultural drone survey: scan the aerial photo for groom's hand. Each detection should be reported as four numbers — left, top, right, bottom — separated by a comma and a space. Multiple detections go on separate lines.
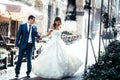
40, 33, 46, 39
15, 45, 18, 49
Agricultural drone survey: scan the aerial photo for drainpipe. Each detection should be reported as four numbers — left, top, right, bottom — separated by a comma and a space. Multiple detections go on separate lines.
7, 11, 11, 37
47, 0, 52, 32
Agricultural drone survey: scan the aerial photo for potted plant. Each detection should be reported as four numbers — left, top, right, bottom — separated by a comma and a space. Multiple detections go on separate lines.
8, 47, 18, 66
0, 48, 9, 69
0, 48, 9, 59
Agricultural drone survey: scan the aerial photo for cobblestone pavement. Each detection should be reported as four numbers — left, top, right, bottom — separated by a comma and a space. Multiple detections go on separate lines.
0, 62, 84, 80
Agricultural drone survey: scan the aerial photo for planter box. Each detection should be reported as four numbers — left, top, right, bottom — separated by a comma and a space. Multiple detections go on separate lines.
8, 50, 16, 66
0, 48, 9, 69
0, 57, 7, 70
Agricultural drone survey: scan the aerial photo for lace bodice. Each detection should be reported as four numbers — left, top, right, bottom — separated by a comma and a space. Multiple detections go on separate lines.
32, 29, 83, 79
51, 30, 61, 38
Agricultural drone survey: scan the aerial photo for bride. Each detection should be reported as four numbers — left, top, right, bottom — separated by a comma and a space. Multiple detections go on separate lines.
32, 17, 83, 79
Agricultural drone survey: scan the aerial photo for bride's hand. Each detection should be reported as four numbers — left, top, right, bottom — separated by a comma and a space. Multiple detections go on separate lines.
40, 33, 47, 39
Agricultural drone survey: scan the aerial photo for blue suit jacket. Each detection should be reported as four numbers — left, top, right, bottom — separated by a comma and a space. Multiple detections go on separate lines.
15, 23, 40, 49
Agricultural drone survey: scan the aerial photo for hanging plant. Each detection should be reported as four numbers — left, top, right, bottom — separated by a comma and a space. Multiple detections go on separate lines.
102, 13, 109, 28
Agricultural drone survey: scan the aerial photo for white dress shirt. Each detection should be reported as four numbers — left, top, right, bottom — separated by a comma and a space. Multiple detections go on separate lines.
27, 23, 32, 43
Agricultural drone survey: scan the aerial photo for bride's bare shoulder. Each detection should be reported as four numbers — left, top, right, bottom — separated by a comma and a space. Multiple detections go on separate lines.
50, 25, 54, 29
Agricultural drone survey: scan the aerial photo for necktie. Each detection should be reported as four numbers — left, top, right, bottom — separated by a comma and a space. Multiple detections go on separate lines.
28, 24, 31, 36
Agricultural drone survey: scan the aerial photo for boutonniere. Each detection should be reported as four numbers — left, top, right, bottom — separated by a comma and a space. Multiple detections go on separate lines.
32, 24, 36, 28
32, 25, 36, 29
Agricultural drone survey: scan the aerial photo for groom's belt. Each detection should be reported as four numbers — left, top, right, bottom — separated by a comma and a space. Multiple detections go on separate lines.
27, 43, 32, 45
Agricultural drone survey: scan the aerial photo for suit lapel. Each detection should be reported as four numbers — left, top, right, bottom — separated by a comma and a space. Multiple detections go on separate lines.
24, 23, 29, 33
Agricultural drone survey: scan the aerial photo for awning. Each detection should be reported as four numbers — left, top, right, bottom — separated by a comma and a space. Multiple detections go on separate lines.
0, 15, 10, 22
0, 1, 43, 22
21, 5, 43, 21
0, 12, 26, 21
0, 12, 43, 22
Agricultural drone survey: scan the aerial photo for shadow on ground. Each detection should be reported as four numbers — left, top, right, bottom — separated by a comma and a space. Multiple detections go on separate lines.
9, 76, 80, 80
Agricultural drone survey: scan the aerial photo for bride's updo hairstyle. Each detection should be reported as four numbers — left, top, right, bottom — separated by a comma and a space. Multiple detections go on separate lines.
53, 17, 61, 29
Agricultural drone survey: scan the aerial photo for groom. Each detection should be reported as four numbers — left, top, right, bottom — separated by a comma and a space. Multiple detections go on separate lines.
15, 15, 41, 78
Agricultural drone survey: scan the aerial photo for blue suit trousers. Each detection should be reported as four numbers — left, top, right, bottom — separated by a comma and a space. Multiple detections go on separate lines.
15, 43, 33, 75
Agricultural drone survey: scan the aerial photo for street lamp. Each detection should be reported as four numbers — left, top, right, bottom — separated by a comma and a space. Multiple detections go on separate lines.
98, 0, 104, 62
83, 0, 92, 78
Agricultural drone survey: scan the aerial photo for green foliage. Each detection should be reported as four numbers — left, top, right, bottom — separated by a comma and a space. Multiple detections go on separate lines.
0, 48, 9, 54
83, 40, 120, 80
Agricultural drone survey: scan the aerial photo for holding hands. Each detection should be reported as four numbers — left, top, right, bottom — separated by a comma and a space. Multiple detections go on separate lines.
39, 29, 53, 39
40, 33, 47, 39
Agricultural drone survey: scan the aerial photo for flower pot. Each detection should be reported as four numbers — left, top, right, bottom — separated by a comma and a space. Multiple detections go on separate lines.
0, 54, 7, 59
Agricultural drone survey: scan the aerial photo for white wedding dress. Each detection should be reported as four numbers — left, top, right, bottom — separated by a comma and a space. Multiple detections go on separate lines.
32, 30, 83, 79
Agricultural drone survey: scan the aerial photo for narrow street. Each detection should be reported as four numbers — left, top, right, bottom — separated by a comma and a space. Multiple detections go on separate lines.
0, 62, 84, 80
0, 38, 99, 80
0, 0, 119, 80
